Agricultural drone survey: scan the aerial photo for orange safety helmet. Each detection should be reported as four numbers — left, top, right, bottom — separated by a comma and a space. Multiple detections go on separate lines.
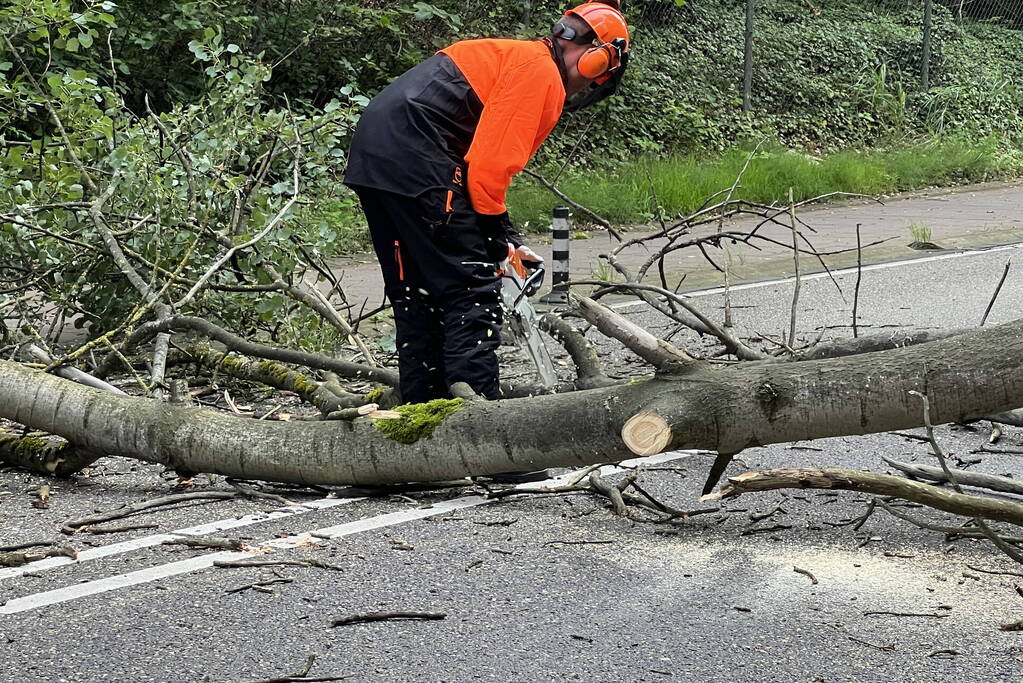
555, 1, 630, 83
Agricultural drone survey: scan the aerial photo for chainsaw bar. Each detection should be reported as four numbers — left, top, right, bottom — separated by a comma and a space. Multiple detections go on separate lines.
499, 264, 557, 389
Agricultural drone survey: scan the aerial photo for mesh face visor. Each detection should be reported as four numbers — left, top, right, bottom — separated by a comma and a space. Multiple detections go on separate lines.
563, 40, 629, 112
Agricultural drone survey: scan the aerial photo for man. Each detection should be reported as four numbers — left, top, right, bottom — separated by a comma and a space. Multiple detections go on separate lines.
344, 1, 630, 405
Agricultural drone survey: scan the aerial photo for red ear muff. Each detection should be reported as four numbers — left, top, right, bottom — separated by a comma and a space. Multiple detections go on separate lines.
577, 43, 615, 80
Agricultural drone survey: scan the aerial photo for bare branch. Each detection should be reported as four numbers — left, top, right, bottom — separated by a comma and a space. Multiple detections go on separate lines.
786, 188, 802, 346
97, 315, 397, 386
521, 169, 621, 240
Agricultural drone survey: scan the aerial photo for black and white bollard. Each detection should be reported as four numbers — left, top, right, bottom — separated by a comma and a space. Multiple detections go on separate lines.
540, 206, 570, 304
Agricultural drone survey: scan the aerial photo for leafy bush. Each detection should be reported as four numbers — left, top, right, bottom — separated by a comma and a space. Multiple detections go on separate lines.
1, 1, 366, 340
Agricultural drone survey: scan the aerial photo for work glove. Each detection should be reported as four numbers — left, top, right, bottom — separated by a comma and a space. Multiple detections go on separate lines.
478, 211, 525, 262
515, 244, 544, 270
513, 244, 545, 297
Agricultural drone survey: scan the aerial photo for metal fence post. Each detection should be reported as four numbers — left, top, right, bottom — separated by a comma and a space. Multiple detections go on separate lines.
742, 0, 755, 113
924, 0, 932, 92
540, 206, 570, 305
922, 0, 933, 91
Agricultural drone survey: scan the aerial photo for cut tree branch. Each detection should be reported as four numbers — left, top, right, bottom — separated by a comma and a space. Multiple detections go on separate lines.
572, 295, 697, 371
705, 468, 1023, 527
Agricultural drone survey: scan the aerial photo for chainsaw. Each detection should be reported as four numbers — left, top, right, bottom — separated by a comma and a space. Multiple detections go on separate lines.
498, 245, 558, 389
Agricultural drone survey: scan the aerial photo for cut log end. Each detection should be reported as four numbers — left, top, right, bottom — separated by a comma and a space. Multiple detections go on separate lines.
621, 411, 672, 456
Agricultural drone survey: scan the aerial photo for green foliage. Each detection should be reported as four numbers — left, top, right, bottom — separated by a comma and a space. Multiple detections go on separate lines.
0, 1, 366, 343
907, 220, 933, 244
293, 195, 371, 255
13, 1, 1020, 163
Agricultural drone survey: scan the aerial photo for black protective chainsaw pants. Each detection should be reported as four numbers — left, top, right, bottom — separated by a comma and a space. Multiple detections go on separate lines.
353, 186, 506, 404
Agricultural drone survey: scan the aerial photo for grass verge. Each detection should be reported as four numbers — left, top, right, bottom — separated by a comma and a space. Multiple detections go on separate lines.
506, 137, 1020, 232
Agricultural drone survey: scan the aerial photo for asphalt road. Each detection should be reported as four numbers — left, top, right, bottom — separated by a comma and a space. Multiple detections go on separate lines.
3, 243, 1023, 682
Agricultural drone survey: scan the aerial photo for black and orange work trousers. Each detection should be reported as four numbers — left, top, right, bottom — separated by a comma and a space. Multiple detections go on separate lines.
353, 186, 507, 404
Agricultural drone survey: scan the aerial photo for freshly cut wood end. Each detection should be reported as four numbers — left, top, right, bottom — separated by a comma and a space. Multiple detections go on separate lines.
357, 403, 379, 416
368, 410, 402, 420
621, 411, 672, 456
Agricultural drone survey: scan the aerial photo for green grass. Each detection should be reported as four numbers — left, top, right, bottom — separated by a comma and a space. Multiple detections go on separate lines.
907, 220, 933, 243
308, 137, 1018, 252
507, 137, 1017, 232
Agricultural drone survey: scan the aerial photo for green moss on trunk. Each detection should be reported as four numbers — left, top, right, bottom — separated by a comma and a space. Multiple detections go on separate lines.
374, 398, 464, 444
364, 387, 388, 404
0, 433, 98, 476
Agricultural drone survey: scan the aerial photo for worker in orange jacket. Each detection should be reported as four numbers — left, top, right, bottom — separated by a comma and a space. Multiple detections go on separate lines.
345, 1, 630, 406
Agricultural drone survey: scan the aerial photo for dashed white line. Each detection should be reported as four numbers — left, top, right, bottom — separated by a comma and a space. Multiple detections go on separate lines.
0, 496, 363, 582
0, 451, 702, 615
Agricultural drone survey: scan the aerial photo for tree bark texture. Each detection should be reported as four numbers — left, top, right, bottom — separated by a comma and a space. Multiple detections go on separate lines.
2, 320, 1023, 486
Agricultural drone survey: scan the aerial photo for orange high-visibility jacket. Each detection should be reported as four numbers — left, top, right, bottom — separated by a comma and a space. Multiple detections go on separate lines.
344, 39, 565, 216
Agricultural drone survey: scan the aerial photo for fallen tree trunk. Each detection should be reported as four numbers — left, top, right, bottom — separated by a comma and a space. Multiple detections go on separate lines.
2, 319, 1022, 486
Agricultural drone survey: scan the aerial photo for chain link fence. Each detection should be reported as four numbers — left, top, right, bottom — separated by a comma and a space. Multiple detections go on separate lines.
633, 0, 1023, 106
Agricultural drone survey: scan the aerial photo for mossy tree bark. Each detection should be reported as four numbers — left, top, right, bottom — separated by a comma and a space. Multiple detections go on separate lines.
2, 319, 1022, 486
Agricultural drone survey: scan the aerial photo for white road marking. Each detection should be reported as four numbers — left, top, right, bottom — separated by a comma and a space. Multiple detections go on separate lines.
0, 496, 362, 582
610, 243, 1022, 308
0, 451, 703, 615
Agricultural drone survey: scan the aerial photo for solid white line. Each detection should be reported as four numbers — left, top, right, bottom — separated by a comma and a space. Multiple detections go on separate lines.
610, 243, 1022, 309
0, 496, 362, 582
0, 451, 703, 615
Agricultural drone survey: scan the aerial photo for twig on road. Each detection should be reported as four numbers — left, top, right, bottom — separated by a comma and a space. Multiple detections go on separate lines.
0, 540, 55, 552
329, 611, 446, 627
1, 545, 77, 567
164, 536, 246, 551
61, 491, 240, 534
542, 539, 615, 547
963, 564, 1023, 578
214, 558, 344, 571
980, 257, 1012, 326
81, 523, 160, 535
226, 577, 294, 594
863, 611, 950, 618
847, 636, 895, 651
793, 566, 818, 585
